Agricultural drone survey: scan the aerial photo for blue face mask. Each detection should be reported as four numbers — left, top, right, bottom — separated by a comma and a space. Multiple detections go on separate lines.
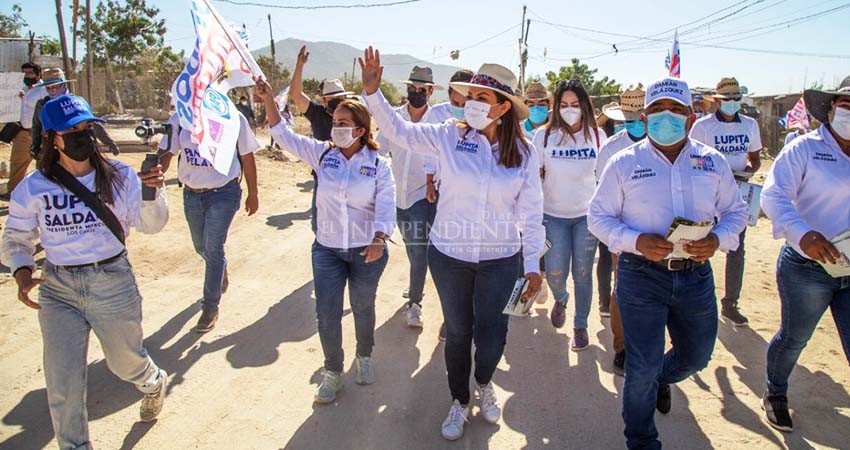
720, 100, 741, 117
528, 105, 549, 124
646, 111, 688, 146
625, 120, 646, 139
450, 105, 465, 121
613, 123, 625, 134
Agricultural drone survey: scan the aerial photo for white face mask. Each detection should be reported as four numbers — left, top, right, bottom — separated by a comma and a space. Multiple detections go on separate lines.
464, 100, 495, 130
332, 127, 359, 148
831, 106, 850, 141
559, 107, 582, 126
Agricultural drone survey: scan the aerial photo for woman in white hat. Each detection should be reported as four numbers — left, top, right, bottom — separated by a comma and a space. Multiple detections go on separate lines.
360, 47, 544, 441
533, 79, 606, 351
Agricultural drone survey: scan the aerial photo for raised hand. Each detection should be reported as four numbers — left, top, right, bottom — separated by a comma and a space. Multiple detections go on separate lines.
296, 46, 309, 67
358, 46, 383, 95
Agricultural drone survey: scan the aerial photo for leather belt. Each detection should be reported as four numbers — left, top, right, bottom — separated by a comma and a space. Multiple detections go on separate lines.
625, 253, 708, 272
56, 252, 125, 270
183, 178, 239, 193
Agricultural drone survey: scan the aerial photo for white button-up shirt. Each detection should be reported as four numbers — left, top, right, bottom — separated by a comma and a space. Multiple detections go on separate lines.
270, 122, 396, 250
364, 90, 545, 274
596, 129, 643, 177
689, 112, 763, 172
21, 85, 46, 128
588, 138, 748, 256
375, 103, 450, 210
534, 127, 607, 219
762, 125, 850, 259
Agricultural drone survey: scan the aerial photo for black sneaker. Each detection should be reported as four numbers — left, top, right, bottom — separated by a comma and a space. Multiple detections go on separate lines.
722, 305, 749, 327
599, 303, 611, 318
656, 384, 671, 414
438, 323, 447, 342
613, 351, 625, 377
194, 308, 219, 333
762, 393, 793, 432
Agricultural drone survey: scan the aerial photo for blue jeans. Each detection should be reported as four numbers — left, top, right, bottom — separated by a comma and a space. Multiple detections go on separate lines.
183, 182, 241, 310
767, 245, 850, 395
428, 245, 520, 405
396, 198, 437, 305
543, 214, 598, 329
616, 254, 718, 450
722, 228, 747, 307
38, 255, 164, 450
312, 241, 389, 373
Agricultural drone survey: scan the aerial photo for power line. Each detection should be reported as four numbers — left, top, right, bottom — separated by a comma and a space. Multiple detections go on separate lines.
214, 0, 420, 9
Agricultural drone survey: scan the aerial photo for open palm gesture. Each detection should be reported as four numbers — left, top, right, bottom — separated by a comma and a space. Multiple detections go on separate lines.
359, 46, 383, 95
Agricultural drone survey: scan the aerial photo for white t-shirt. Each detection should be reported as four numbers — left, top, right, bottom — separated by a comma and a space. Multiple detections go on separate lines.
21, 86, 46, 128
533, 126, 607, 219
596, 129, 643, 177
159, 114, 259, 189
5, 162, 154, 265
689, 113, 763, 172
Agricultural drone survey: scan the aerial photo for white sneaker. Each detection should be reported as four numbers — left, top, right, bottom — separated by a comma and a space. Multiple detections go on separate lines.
441, 400, 470, 441
140, 369, 167, 422
477, 382, 502, 423
406, 303, 424, 328
354, 355, 375, 385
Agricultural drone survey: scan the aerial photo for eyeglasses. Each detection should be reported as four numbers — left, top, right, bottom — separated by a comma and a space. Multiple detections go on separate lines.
556, 79, 582, 89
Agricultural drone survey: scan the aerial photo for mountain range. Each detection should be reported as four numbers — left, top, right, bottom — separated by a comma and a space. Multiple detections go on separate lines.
252, 38, 464, 102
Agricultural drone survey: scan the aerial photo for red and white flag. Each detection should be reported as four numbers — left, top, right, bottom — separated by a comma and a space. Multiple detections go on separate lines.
786, 97, 809, 131
666, 31, 681, 78
170, 0, 264, 175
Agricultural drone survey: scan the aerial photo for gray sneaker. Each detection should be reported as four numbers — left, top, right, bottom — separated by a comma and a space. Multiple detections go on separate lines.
406, 303, 424, 328
315, 370, 343, 403
355, 355, 375, 385
140, 369, 167, 422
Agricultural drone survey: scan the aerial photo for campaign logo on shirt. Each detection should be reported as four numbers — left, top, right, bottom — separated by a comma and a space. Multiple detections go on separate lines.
813, 151, 838, 162
690, 154, 716, 173
41, 194, 104, 236
359, 165, 377, 178
454, 140, 479, 154
630, 166, 657, 180
712, 134, 751, 154
183, 148, 214, 168
550, 148, 597, 160
322, 156, 341, 170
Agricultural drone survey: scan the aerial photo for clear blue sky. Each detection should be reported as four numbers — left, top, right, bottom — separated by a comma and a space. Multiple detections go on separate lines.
16, 0, 850, 95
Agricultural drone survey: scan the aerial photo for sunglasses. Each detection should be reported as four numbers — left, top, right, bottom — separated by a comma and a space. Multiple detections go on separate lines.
556, 79, 582, 89
407, 86, 428, 95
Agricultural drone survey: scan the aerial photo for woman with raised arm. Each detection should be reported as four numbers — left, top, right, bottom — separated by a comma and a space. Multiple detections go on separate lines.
358, 47, 544, 441
255, 77, 396, 405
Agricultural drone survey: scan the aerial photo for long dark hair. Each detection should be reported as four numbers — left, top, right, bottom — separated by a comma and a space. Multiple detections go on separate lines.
38, 127, 122, 204
544, 79, 596, 147
460, 92, 530, 169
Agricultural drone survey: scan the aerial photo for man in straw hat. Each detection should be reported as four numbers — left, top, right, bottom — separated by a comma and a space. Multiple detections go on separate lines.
589, 76, 748, 449
522, 81, 550, 138
760, 75, 850, 433
594, 83, 646, 376
30, 67, 119, 159
689, 76, 763, 327
376, 65, 450, 330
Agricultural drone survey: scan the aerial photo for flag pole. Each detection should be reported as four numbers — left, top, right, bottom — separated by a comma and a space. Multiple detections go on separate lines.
201, 0, 264, 80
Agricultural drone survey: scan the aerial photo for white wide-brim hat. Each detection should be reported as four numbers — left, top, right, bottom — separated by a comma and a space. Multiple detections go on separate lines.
449, 63, 530, 120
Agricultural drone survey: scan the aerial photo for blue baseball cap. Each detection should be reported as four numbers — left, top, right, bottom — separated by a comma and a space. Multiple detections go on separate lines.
39, 94, 104, 132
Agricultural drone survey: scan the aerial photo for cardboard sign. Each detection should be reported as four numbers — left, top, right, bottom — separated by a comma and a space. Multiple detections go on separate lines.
0, 72, 23, 123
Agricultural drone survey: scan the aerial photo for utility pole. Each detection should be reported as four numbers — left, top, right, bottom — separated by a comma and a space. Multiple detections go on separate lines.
55, 0, 73, 80
72, 0, 79, 69
352, 58, 357, 87
267, 14, 276, 83
518, 5, 528, 96
85, 0, 93, 100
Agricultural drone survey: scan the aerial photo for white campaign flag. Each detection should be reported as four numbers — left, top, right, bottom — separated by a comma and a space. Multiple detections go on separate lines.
170, 0, 264, 175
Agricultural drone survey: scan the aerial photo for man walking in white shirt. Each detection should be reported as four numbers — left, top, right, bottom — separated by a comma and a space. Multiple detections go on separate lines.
689, 77, 763, 327
589, 77, 748, 450
5, 62, 45, 198
376, 66, 450, 330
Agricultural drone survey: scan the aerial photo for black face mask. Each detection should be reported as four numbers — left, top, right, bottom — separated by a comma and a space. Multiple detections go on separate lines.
61, 129, 98, 161
407, 90, 427, 108
23, 77, 38, 87
326, 98, 342, 114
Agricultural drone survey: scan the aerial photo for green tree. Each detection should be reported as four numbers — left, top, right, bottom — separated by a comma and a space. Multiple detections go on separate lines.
256, 55, 291, 88
38, 35, 62, 56
302, 78, 322, 97
75, 0, 166, 112
544, 58, 620, 98
344, 80, 402, 105
0, 4, 26, 38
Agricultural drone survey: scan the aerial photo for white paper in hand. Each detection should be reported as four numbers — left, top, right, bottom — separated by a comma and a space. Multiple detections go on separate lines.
819, 229, 850, 277
666, 222, 713, 259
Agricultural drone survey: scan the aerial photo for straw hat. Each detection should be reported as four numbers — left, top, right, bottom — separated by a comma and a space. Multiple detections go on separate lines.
450, 64, 530, 120
803, 75, 850, 124
602, 83, 645, 121
596, 102, 618, 127
321, 79, 354, 98
400, 66, 443, 90
711, 77, 743, 100
37, 67, 75, 87
524, 82, 548, 101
